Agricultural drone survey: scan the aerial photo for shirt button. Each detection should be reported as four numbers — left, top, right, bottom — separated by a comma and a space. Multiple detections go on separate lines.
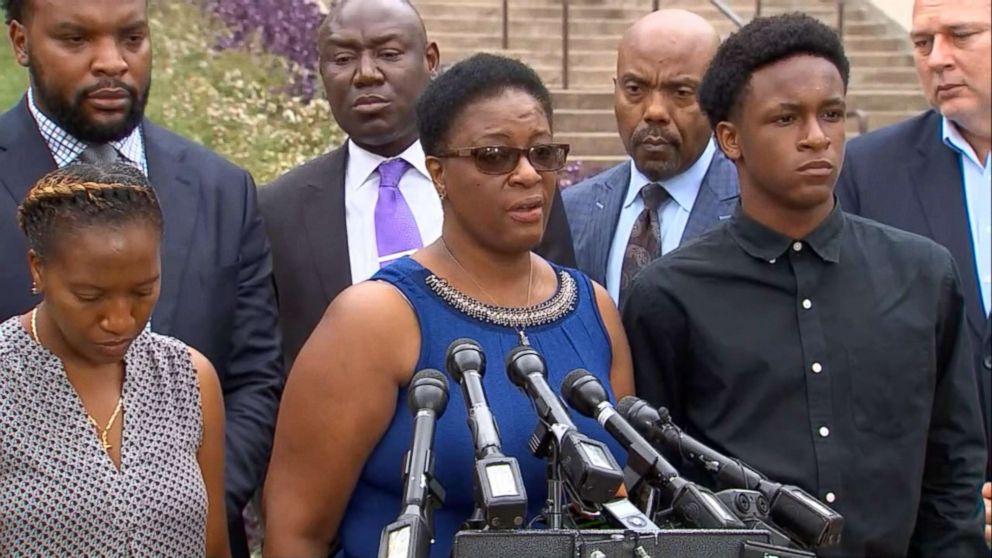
819, 426, 830, 437
811, 362, 823, 373
825, 492, 837, 503
802, 299, 812, 309
792, 242, 803, 252
768, 258, 777, 264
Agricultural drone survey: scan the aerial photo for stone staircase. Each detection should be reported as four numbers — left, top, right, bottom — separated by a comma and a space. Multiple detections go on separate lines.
410, 0, 929, 173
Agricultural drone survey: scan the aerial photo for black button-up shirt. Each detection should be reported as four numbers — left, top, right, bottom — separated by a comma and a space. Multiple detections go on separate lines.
622, 204, 987, 557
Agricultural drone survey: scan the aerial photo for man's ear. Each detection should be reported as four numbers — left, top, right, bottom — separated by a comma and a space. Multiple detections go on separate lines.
10, 21, 29, 67
425, 41, 440, 77
715, 121, 742, 162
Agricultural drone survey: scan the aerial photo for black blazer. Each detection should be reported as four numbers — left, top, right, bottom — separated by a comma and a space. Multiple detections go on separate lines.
837, 109, 992, 472
259, 142, 577, 370
0, 97, 284, 555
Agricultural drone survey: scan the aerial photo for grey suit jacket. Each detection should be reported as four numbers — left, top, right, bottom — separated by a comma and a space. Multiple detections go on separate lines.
259, 142, 578, 371
562, 152, 740, 286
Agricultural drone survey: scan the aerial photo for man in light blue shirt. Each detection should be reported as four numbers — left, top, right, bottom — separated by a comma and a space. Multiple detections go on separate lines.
835, 0, 991, 542
944, 117, 991, 315
563, 9, 739, 304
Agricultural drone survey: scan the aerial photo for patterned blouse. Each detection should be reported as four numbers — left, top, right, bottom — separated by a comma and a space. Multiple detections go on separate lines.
0, 316, 207, 556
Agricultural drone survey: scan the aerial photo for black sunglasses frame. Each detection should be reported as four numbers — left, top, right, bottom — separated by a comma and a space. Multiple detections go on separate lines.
435, 143, 571, 175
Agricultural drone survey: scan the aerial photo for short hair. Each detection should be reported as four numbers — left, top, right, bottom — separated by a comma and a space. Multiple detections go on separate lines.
416, 53, 554, 156
3, 0, 24, 24
17, 163, 163, 259
698, 12, 850, 127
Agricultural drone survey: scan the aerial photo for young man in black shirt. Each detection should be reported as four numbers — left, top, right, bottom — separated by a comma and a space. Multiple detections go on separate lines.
621, 13, 988, 557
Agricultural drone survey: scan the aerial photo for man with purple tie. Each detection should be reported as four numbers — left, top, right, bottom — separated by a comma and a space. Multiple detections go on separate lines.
260, 0, 576, 371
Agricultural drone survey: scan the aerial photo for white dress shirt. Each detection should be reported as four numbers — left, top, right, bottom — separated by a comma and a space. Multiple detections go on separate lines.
942, 117, 991, 314
345, 139, 443, 284
605, 138, 716, 303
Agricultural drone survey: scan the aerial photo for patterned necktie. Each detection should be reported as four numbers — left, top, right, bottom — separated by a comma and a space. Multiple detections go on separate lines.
78, 144, 121, 164
619, 183, 670, 298
374, 158, 422, 267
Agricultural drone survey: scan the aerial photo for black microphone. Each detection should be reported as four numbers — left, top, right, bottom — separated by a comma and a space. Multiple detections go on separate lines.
505, 346, 623, 509
619, 396, 843, 550
378, 370, 449, 558
445, 339, 527, 530
562, 370, 744, 530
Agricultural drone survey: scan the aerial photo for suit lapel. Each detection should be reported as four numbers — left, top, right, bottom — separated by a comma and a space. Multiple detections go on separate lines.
910, 113, 984, 338
589, 163, 630, 285
304, 145, 353, 303
0, 98, 58, 206
682, 151, 739, 242
144, 122, 200, 334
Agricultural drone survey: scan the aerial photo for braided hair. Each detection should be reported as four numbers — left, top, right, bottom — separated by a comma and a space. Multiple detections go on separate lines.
17, 162, 163, 260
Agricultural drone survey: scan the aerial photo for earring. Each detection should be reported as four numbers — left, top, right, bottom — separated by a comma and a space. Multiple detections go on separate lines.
31, 282, 39, 295
436, 186, 447, 200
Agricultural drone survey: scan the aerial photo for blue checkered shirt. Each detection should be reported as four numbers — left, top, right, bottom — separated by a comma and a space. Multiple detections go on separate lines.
27, 88, 148, 175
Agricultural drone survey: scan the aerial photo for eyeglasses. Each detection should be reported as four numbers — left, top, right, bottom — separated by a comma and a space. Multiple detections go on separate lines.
436, 143, 570, 175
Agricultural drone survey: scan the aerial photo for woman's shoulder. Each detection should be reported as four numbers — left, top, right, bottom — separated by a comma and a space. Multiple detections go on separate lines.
129, 331, 199, 388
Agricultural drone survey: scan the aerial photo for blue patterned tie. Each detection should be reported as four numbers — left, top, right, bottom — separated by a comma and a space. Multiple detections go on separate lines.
374, 159, 422, 267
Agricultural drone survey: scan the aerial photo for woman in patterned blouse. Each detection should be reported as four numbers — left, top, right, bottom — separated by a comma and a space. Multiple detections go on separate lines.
0, 163, 229, 556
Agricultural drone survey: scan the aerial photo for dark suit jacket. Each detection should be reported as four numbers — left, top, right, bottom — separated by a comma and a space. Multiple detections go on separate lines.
259, 142, 577, 371
562, 152, 740, 287
0, 98, 284, 555
837, 109, 992, 474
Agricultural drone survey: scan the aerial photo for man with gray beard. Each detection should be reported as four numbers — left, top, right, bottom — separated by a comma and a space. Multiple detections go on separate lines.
563, 9, 739, 305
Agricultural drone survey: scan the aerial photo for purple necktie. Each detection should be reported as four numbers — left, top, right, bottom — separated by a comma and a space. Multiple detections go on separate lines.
374, 159, 422, 266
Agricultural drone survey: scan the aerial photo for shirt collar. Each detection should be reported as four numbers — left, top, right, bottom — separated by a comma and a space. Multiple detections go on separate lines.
624, 136, 716, 211
941, 116, 991, 170
347, 138, 431, 191
27, 87, 147, 174
729, 199, 845, 263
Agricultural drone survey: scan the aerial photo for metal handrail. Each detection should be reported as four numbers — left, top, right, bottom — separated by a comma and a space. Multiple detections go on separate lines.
562, 0, 570, 89
711, 0, 746, 27
502, 0, 509, 49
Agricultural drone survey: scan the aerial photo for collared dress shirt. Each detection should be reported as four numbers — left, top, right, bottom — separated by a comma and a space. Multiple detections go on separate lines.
622, 203, 988, 557
942, 117, 991, 315
344, 139, 442, 284
27, 88, 147, 175
605, 138, 716, 303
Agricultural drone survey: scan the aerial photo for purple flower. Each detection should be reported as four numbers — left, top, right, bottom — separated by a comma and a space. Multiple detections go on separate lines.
202, 0, 324, 100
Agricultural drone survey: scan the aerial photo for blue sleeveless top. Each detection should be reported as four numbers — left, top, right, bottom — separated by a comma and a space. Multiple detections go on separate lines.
339, 257, 624, 558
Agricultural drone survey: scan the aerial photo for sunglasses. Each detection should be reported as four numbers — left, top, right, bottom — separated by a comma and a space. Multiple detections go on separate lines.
436, 143, 570, 175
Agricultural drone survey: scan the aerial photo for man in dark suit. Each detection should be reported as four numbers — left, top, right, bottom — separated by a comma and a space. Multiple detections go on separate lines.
563, 9, 738, 303
0, 1, 282, 554
836, 0, 990, 498
260, 0, 575, 370
836, 0, 990, 540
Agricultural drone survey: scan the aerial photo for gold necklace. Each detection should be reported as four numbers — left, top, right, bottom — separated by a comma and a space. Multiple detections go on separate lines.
440, 238, 534, 345
29, 306, 125, 453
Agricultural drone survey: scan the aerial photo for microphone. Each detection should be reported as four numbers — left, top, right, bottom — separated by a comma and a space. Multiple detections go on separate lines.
562, 370, 744, 530
619, 396, 843, 550
445, 339, 527, 530
505, 346, 623, 509
378, 370, 449, 558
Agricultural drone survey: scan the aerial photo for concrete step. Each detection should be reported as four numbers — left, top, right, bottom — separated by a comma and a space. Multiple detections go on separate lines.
443, 47, 916, 69
416, 2, 870, 22
551, 89, 928, 112
431, 30, 912, 54
554, 108, 920, 136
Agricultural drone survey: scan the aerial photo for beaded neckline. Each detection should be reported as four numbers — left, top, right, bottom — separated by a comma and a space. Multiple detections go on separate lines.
426, 270, 578, 330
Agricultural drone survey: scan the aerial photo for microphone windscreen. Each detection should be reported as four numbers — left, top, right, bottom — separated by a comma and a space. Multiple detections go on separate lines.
408, 368, 450, 416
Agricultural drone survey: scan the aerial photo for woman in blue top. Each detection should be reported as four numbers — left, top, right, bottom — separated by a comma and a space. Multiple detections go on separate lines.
263, 53, 635, 557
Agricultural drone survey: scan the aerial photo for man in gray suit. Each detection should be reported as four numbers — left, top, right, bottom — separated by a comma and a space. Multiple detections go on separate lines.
563, 9, 738, 303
